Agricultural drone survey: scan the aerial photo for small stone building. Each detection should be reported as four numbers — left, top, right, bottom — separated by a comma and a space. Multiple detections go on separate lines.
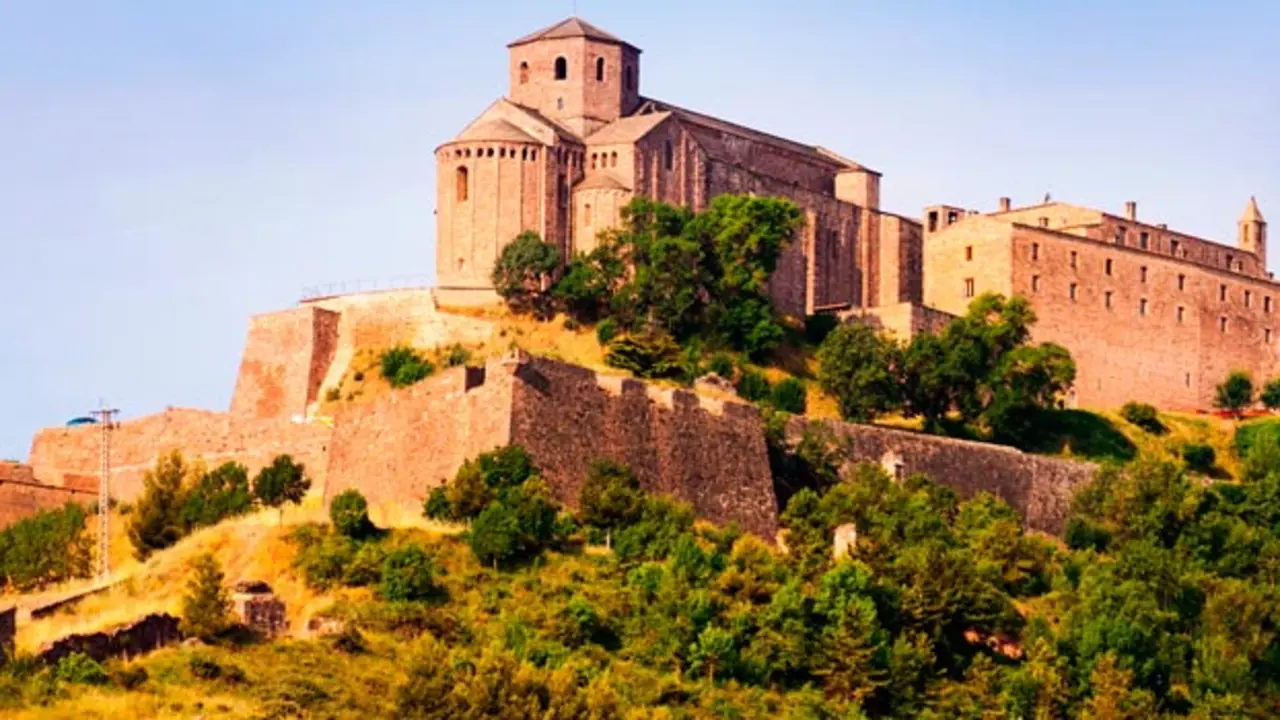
231, 580, 287, 638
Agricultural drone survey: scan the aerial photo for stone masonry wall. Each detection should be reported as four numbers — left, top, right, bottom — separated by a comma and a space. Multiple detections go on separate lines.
794, 417, 1095, 535
229, 305, 339, 421
510, 358, 779, 538
0, 477, 95, 529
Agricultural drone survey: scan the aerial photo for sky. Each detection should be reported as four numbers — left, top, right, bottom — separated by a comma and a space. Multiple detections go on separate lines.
0, 0, 1277, 459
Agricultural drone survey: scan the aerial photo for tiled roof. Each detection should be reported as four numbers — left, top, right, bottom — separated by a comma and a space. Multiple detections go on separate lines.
457, 119, 540, 144
585, 111, 672, 145
576, 172, 631, 191
508, 17, 639, 51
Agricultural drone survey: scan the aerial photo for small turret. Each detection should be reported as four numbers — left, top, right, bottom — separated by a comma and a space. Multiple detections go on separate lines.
1239, 196, 1267, 270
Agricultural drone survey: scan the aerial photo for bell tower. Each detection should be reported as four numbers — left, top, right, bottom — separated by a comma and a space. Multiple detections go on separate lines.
507, 17, 642, 136
1239, 196, 1267, 270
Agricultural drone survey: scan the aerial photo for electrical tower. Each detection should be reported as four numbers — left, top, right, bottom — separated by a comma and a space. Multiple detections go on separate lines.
90, 403, 119, 582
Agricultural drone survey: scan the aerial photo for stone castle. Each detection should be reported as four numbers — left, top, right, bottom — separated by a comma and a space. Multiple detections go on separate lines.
436, 17, 1270, 412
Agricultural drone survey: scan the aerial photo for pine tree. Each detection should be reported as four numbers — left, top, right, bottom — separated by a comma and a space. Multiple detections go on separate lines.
252, 455, 311, 524
180, 552, 231, 641
127, 450, 191, 559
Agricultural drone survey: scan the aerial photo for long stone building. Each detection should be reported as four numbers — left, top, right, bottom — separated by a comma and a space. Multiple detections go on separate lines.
433, 17, 922, 318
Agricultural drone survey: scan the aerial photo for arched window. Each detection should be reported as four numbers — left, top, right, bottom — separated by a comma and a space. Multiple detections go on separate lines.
610, 152, 617, 167
456, 166, 469, 202
624, 66, 634, 90
584, 203, 593, 225
591, 153, 597, 169
596, 57, 605, 81
519, 61, 529, 85
664, 140, 674, 170
554, 56, 568, 80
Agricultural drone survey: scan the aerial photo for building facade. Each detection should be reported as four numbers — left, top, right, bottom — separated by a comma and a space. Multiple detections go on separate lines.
924, 197, 1271, 410
434, 17, 922, 317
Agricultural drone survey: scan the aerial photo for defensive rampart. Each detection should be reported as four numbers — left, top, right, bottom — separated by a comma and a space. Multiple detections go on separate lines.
0, 463, 96, 529
792, 417, 1095, 534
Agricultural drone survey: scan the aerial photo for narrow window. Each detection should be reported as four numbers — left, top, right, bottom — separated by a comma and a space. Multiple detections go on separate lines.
584, 203, 592, 225
664, 140, 673, 170
1069, 283, 1078, 301
610, 152, 617, 167
947, 210, 959, 224
964, 278, 975, 298
1178, 274, 1186, 291
1115, 226, 1126, 245
1070, 251, 1078, 268
1032, 275, 1041, 292
1177, 306, 1185, 323
1171, 239, 1180, 256
519, 61, 529, 84
530, 149, 537, 161
1227, 253, 1234, 269
927, 211, 939, 232
558, 174, 568, 207
1246, 290, 1253, 308
1186, 373, 1192, 388
1038, 216, 1049, 227
455, 166, 468, 202
1105, 258, 1113, 276
1105, 291, 1113, 309
624, 66, 634, 90
1032, 242, 1040, 260
590, 153, 597, 169
1220, 316, 1228, 332
554, 56, 568, 80
487, 147, 494, 157
596, 57, 605, 82
1267, 329, 1273, 344
557, 97, 564, 110
1140, 266, 1148, 283
1139, 231, 1149, 250
1266, 297, 1273, 313
521, 148, 528, 161
1220, 284, 1227, 302
1139, 298, 1148, 316
965, 246, 973, 261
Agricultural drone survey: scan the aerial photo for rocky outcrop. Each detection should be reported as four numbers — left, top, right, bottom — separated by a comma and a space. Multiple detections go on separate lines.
38, 613, 182, 665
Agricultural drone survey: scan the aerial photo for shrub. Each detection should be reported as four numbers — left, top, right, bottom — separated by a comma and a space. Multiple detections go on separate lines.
332, 625, 366, 654
469, 481, 560, 568
1182, 443, 1216, 472
188, 654, 223, 680
423, 487, 452, 521
804, 314, 839, 345
1261, 377, 1280, 411
605, 332, 683, 379
343, 542, 387, 587
736, 369, 771, 403
445, 463, 494, 521
578, 460, 643, 532
444, 344, 471, 368
294, 533, 357, 590
769, 378, 807, 414
0, 502, 91, 592
54, 653, 108, 685
110, 664, 149, 690
380, 346, 434, 388
1236, 418, 1280, 459
378, 545, 442, 602
595, 318, 619, 345
477, 446, 537, 489
324, 387, 341, 402
1119, 402, 1163, 433
707, 353, 736, 379
181, 552, 231, 641
330, 489, 375, 540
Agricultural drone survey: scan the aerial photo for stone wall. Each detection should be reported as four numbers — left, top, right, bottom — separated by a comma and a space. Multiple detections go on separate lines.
843, 301, 955, 340
229, 305, 339, 421
0, 462, 96, 529
794, 417, 1095, 535
510, 358, 779, 538
38, 613, 181, 665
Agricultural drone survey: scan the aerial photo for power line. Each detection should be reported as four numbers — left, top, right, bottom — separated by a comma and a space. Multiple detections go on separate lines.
89, 403, 119, 582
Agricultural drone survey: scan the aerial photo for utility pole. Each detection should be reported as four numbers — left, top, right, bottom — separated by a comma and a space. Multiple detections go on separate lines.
90, 403, 119, 582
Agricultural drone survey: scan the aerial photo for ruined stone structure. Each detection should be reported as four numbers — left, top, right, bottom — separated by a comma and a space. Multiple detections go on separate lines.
0, 461, 95, 530
434, 17, 923, 317
924, 197, 1272, 409
232, 581, 287, 638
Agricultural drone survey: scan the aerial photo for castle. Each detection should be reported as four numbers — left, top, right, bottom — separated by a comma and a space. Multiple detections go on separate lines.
436, 17, 1271, 412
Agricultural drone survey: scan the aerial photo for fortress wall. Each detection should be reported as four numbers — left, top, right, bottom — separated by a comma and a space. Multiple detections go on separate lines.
324, 363, 516, 512
28, 409, 331, 502
0, 479, 95, 529
510, 358, 779, 538
796, 417, 1095, 535
229, 306, 340, 421
844, 301, 955, 340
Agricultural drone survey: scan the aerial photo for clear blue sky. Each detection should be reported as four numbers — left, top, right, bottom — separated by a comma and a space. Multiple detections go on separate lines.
1, 1, 1276, 459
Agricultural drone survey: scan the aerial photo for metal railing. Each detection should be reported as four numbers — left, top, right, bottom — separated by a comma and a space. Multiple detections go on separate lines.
300, 275, 435, 301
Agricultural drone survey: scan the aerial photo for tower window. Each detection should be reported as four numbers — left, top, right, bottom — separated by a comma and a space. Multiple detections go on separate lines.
1267, 329, 1273, 344
1069, 283, 1078, 301
1220, 284, 1227, 301
1032, 242, 1040, 260
455, 166, 468, 202
596, 57, 605, 82
1070, 251, 1078, 268
519, 61, 529, 84
1031, 275, 1040, 292
1105, 291, 1113, 309
1105, 258, 1113, 276
557, 97, 564, 110
1171, 239, 1181, 256
624, 66, 634, 90
964, 278, 975, 298
965, 246, 973, 261
947, 210, 958, 224
664, 140, 673, 170
1115, 227, 1126, 245
1139, 298, 1148, 316
1178, 274, 1186, 290
1266, 297, 1273, 313
590, 153, 597, 169
1038, 216, 1049, 227
584, 203, 592, 225
1139, 231, 1149, 250
1220, 316, 1228, 332
1140, 266, 1148, 283
1246, 290, 1253, 308
927, 211, 939, 232
610, 152, 617, 167
554, 56, 568, 80
1177, 306, 1185, 323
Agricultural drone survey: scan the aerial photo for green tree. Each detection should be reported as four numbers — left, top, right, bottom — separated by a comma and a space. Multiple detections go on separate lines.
816, 323, 902, 422
1215, 370, 1255, 417
378, 544, 441, 602
445, 461, 495, 520
604, 331, 684, 379
180, 461, 254, 531
180, 552, 231, 640
554, 244, 625, 323
0, 502, 91, 591
1262, 377, 1280, 411
578, 460, 643, 533
127, 450, 192, 559
252, 455, 311, 523
492, 231, 561, 314
330, 489, 375, 540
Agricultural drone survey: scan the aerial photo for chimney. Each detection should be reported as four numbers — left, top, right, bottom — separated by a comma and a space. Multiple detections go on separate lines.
1125, 201, 1137, 221
998, 197, 1011, 212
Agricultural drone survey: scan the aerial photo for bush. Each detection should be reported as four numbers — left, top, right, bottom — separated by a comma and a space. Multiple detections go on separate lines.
605, 332, 683, 379
469, 480, 560, 568
707, 353, 736, 379
769, 378, 807, 414
378, 545, 442, 602
380, 346, 434, 388
0, 502, 91, 592
332, 625, 366, 655
444, 344, 471, 368
188, 654, 223, 680
804, 314, 839, 345
423, 487, 452, 521
294, 532, 357, 590
181, 553, 232, 641
110, 664, 149, 690
578, 460, 643, 532
54, 653, 108, 685
736, 370, 771, 403
1182, 443, 1216, 472
330, 489, 375, 540
343, 542, 387, 587
595, 318, 619, 345
1236, 418, 1280, 458
1119, 402, 1163, 433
